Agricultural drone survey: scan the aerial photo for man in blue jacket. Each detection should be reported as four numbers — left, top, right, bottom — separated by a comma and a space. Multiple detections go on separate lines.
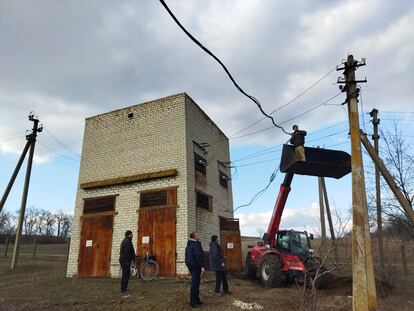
185, 231, 205, 308
209, 235, 230, 295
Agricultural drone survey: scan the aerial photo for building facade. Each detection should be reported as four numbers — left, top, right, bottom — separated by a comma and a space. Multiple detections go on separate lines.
67, 93, 241, 278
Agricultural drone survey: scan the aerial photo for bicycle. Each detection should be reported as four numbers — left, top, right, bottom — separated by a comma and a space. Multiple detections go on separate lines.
130, 253, 159, 281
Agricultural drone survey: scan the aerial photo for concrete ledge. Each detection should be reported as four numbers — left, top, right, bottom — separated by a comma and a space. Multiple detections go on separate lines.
80, 169, 178, 190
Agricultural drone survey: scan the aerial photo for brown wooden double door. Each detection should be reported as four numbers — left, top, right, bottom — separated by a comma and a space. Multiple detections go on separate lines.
137, 206, 176, 277
220, 218, 243, 272
78, 214, 114, 277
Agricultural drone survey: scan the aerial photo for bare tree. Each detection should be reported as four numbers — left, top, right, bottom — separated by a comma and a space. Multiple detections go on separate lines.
295, 209, 350, 311
379, 122, 414, 239
58, 213, 73, 238
23, 206, 40, 237
54, 210, 66, 237
36, 209, 55, 237
0, 211, 16, 235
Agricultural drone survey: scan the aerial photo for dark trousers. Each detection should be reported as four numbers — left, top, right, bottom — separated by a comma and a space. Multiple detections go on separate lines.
189, 267, 202, 306
120, 263, 131, 293
214, 270, 229, 293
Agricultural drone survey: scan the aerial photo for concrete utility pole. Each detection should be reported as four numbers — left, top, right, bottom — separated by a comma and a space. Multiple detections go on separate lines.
360, 132, 414, 223
370, 109, 385, 271
0, 141, 31, 213
337, 55, 377, 311
11, 114, 42, 269
318, 177, 327, 257
320, 177, 339, 265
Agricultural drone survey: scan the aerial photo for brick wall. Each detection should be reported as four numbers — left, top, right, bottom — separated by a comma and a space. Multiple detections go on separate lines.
67, 93, 233, 277
184, 95, 234, 253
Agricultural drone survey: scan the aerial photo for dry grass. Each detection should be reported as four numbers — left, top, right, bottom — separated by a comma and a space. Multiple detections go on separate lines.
0, 243, 412, 311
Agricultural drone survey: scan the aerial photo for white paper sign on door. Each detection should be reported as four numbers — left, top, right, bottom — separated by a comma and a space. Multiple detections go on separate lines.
227, 243, 234, 249
86, 240, 93, 247
142, 236, 150, 244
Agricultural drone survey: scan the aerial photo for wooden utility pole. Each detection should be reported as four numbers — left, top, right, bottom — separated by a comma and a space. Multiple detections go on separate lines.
318, 177, 327, 257
320, 177, 339, 265
370, 109, 385, 271
4, 236, 10, 258
400, 244, 408, 275
32, 237, 37, 258
0, 141, 31, 213
360, 132, 414, 223
338, 55, 377, 311
11, 114, 42, 269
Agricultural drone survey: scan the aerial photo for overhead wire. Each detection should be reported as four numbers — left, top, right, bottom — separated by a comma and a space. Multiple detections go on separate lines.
233, 169, 278, 213
229, 67, 337, 137
37, 141, 79, 162
0, 117, 26, 127
230, 119, 351, 163
43, 128, 81, 157
229, 92, 343, 141
158, 0, 290, 135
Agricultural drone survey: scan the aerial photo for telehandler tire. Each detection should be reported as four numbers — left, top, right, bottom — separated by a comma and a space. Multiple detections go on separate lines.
260, 255, 284, 287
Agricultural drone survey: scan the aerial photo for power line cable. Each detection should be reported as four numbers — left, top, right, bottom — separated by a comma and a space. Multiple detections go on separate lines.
359, 87, 366, 132
229, 67, 337, 137
37, 141, 79, 162
230, 119, 352, 163
0, 117, 26, 127
380, 111, 414, 114
158, 0, 290, 135
43, 128, 80, 157
233, 169, 278, 212
278, 92, 343, 126
230, 92, 343, 140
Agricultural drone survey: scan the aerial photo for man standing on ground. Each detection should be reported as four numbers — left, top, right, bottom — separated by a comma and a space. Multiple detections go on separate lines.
185, 231, 205, 308
209, 235, 230, 296
119, 230, 136, 295
290, 125, 307, 161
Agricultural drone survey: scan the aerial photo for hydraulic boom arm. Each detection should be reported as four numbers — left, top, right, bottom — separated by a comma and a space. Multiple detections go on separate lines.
265, 172, 294, 247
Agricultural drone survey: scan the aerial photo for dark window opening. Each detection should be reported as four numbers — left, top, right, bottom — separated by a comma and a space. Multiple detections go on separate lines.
128, 112, 134, 118
196, 191, 212, 211
219, 170, 228, 188
194, 153, 207, 175
83, 196, 116, 214
140, 190, 168, 208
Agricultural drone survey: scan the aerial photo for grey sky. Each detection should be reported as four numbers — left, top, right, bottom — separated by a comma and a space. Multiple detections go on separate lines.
1, 0, 413, 155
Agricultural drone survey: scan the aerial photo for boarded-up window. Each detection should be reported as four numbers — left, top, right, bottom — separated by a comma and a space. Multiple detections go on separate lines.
194, 153, 207, 175
140, 188, 177, 208
83, 196, 116, 214
140, 190, 167, 208
219, 170, 228, 188
196, 191, 212, 211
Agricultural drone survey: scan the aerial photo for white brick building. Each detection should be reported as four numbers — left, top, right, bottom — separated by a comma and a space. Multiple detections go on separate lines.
67, 93, 241, 278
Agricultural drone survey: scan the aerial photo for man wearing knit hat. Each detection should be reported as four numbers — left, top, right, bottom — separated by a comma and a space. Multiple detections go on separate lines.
119, 230, 136, 295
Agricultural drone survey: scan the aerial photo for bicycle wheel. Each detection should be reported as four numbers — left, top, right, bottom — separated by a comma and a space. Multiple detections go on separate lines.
139, 259, 159, 281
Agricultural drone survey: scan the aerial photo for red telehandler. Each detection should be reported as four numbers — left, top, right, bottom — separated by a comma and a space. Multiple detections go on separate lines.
244, 145, 351, 288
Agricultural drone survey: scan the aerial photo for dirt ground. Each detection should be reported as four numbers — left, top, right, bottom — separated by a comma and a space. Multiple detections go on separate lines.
0, 244, 413, 311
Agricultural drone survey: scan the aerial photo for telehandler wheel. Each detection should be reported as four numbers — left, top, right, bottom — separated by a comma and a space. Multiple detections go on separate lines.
313, 268, 328, 290
260, 255, 284, 287
245, 252, 257, 279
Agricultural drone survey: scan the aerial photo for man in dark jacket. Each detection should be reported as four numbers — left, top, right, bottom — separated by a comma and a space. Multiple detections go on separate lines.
290, 125, 307, 161
185, 231, 205, 308
209, 235, 230, 295
119, 230, 136, 294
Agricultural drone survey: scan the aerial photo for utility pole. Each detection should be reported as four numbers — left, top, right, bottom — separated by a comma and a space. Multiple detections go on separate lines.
360, 132, 414, 222
0, 141, 31, 213
11, 114, 42, 269
370, 109, 385, 271
318, 176, 327, 257
337, 55, 377, 311
320, 177, 339, 265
